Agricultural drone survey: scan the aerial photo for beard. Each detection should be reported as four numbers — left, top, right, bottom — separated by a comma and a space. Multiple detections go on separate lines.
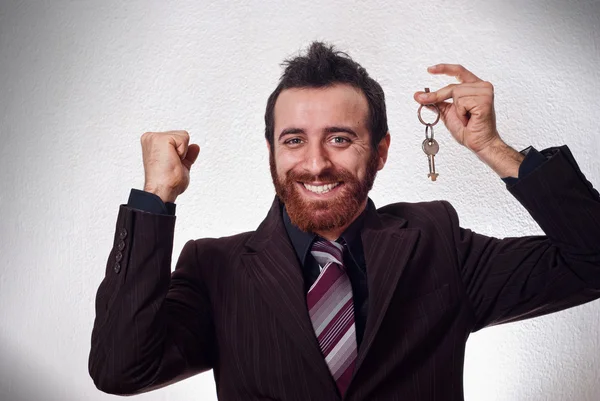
269, 151, 379, 233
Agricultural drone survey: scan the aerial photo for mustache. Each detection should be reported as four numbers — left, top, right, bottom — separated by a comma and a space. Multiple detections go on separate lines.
285, 168, 354, 183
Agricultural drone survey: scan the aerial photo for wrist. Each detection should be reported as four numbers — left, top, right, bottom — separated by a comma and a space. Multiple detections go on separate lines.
475, 138, 525, 179
143, 184, 178, 203
474, 137, 506, 158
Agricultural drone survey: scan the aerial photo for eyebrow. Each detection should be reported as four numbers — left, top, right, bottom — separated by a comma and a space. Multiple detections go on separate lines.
278, 126, 358, 141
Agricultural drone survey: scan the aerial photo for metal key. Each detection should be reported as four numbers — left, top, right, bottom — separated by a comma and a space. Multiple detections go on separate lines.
418, 87, 441, 181
422, 138, 439, 181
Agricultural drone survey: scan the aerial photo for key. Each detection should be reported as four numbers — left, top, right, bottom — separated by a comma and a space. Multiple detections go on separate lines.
422, 138, 439, 181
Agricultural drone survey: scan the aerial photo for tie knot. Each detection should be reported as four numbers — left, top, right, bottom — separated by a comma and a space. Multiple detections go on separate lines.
310, 239, 344, 268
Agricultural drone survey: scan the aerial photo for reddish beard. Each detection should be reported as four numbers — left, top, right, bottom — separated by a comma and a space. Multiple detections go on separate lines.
269, 151, 379, 233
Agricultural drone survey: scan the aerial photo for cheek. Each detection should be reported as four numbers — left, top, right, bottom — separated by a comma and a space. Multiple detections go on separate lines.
273, 150, 296, 176
335, 153, 367, 176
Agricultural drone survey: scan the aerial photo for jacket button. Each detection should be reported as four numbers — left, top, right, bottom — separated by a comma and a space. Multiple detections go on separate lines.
114, 262, 121, 274
119, 228, 128, 239
117, 241, 125, 251
115, 251, 123, 262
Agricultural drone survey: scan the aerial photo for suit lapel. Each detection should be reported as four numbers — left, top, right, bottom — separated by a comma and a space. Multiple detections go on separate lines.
241, 198, 336, 391
353, 205, 421, 376
241, 197, 421, 390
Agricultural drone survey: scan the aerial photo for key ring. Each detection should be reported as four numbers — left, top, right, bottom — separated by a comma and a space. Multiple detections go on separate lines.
418, 88, 441, 182
425, 125, 434, 141
417, 88, 440, 127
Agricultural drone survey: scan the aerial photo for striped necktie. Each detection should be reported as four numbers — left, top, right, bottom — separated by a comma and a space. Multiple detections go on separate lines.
307, 239, 357, 397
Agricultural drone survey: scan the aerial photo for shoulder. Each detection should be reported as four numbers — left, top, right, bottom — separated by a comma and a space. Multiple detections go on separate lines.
191, 230, 255, 258
377, 199, 456, 220
179, 230, 255, 284
376, 199, 459, 231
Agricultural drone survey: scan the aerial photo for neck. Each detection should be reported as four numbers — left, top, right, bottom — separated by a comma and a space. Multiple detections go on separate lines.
314, 199, 368, 241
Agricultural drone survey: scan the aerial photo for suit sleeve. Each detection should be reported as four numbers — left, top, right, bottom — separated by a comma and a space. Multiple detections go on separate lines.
445, 145, 600, 332
500, 146, 549, 185
127, 188, 177, 215
88, 206, 216, 395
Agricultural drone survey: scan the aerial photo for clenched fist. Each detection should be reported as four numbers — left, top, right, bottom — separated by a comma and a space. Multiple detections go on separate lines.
140, 130, 200, 203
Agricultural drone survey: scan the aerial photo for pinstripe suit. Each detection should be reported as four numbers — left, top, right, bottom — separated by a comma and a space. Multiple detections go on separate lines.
89, 145, 600, 400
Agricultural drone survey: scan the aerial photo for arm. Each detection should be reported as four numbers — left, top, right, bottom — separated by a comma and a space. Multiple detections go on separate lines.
89, 206, 216, 394
89, 130, 212, 394
414, 65, 600, 328
446, 145, 600, 331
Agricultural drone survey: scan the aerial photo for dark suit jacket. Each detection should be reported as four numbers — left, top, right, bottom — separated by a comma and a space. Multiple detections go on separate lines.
89, 145, 600, 400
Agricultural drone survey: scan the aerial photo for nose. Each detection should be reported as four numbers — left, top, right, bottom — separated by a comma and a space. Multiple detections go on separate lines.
302, 142, 333, 177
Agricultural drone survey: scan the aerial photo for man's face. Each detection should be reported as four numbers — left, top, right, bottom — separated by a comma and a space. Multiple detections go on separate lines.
269, 83, 389, 233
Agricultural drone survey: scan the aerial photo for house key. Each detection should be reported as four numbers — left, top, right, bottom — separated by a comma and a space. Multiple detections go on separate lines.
422, 136, 439, 181
417, 88, 441, 181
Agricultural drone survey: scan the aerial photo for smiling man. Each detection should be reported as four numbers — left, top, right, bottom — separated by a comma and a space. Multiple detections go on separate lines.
269, 83, 386, 239
89, 42, 600, 400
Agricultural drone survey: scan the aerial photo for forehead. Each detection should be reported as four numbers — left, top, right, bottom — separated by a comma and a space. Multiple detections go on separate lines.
274, 84, 369, 130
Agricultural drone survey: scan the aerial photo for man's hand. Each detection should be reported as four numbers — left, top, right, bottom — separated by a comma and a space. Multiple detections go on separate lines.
140, 130, 200, 203
414, 64, 501, 155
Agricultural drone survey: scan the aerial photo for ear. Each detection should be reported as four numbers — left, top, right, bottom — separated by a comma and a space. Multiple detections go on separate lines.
266, 139, 272, 154
376, 132, 391, 170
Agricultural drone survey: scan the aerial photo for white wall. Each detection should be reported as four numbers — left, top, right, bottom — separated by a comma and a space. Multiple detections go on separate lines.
1, 0, 599, 400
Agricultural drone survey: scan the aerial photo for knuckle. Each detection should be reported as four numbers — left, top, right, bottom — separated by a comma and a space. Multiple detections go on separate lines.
173, 130, 190, 144
482, 81, 494, 91
141, 131, 153, 142
448, 84, 460, 96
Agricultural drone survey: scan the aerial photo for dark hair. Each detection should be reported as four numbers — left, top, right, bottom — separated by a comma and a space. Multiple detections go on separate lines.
264, 41, 388, 151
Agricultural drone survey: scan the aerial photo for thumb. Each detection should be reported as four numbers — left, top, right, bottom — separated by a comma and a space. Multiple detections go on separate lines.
182, 144, 200, 169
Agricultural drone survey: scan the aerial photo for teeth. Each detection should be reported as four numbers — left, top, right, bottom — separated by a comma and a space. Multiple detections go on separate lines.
303, 182, 340, 194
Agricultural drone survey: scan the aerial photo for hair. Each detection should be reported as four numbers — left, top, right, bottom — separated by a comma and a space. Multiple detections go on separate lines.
264, 41, 388, 151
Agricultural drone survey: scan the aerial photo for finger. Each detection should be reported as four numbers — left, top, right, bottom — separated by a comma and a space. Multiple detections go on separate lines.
186, 144, 201, 165
425, 102, 469, 127
453, 98, 471, 127
432, 102, 467, 133
171, 131, 190, 158
427, 64, 481, 83
414, 82, 493, 104
455, 95, 492, 118
437, 101, 467, 130
414, 84, 457, 104
182, 144, 200, 170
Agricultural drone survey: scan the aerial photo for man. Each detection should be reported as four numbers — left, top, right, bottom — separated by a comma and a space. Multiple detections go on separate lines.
89, 42, 600, 400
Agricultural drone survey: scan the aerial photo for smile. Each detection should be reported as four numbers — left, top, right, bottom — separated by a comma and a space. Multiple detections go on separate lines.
302, 182, 341, 194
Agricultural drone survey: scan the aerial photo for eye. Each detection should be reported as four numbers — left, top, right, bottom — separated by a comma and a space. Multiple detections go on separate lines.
330, 136, 351, 145
283, 137, 304, 146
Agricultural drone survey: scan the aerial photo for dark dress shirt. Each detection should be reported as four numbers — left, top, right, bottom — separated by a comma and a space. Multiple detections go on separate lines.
282, 202, 370, 348
126, 146, 548, 351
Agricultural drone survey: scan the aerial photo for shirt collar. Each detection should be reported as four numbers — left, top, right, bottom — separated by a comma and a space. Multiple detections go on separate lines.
282, 200, 373, 268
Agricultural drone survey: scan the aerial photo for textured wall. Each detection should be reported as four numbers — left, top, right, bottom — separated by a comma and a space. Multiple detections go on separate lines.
1, 0, 599, 400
